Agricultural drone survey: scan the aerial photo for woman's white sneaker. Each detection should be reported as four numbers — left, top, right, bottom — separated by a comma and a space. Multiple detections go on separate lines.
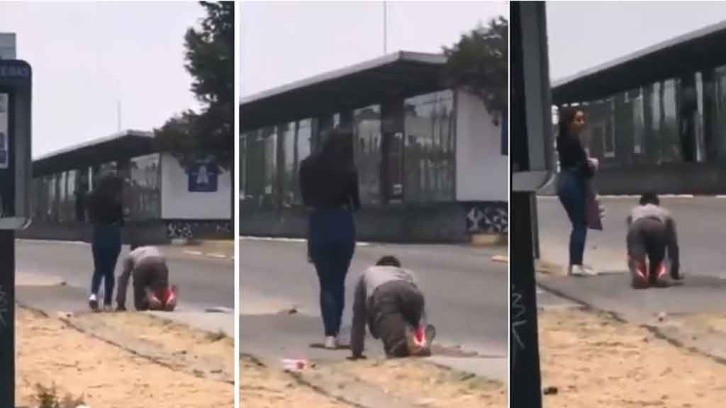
324, 336, 338, 349
570, 265, 598, 276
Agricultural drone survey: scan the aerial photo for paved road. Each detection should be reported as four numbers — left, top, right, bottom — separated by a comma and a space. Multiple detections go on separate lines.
240, 239, 508, 367
536, 196, 726, 323
15, 239, 234, 314
537, 196, 726, 278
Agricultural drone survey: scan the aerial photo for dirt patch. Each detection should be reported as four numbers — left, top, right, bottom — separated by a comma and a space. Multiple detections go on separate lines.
333, 359, 506, 407
67, 311, 234, 382
17, 308, 233, 407
679, 313, 726, 336
240, 356, 505, 407
540, 308, 726, 407
240, 355, 347, 408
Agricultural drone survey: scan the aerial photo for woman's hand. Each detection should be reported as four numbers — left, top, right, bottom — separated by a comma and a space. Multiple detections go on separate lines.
588, 157, 599, 171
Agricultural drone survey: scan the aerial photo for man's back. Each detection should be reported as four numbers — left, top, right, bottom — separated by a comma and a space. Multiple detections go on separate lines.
360, 265, 417, 300
127, 246, 164, 265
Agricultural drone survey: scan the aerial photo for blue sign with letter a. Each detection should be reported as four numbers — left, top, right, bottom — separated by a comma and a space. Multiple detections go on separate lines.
188, 159, 218, 192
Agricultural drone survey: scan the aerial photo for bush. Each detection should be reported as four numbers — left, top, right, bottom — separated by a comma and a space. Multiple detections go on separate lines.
34, 383, 86, 408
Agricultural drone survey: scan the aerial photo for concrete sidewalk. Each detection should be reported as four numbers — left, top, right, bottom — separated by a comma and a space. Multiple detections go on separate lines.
240, 310, 508, 382
240, 239, 509, 384
15, 270, 234, 338
536, 196, 726, 362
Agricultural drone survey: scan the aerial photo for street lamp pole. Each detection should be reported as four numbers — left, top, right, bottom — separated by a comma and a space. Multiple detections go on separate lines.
383, 1, 387, 55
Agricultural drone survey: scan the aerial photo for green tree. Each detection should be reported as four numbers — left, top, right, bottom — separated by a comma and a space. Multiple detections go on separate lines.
155, 1, 234, 170
443, 17, 508, 121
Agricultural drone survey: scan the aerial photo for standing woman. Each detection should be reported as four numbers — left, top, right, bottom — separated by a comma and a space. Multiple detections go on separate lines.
87, 174, 125, 311
556, 107, 598, 276
300, 128, 361, 349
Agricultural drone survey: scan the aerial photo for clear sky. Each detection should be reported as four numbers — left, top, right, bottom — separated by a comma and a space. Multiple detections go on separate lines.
0, 2, 203, 158
546, 1, 726, 81
240, 1, 508, 98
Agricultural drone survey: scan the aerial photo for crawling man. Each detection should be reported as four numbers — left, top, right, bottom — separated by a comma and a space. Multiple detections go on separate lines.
350, 255, 435, 359
627, 193, 681, 288
116, 244, 177, 311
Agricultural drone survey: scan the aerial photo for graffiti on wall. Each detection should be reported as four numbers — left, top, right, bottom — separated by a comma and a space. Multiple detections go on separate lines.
464, 202, 508, 234
166, 220, 232, 240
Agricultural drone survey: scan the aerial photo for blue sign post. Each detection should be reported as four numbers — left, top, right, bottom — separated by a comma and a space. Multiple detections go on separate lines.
188, 158, 219, 192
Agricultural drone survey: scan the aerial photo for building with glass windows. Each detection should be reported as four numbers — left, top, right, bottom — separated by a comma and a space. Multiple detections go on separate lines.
23, 130, 233, 242
552, 20, 726, 195
240, 51, 508, 242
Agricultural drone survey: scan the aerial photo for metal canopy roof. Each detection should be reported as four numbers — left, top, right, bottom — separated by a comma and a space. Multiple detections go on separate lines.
33, 130, 156, 176
552, 19, 726, 104
240, 51, 448, 132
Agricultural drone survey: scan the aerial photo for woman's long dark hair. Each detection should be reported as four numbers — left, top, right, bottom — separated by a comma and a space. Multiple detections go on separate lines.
88, 173, 123, 217
557, 106, 580, 142
315, 127, 355, 174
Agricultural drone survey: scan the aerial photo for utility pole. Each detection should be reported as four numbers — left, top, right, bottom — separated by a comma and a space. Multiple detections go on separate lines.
117, 98, 122, 132
383, 1, 387, 55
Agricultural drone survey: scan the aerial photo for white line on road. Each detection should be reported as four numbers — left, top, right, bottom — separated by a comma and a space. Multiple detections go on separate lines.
240, 236, 370, 246
208, 253, 228, 259
184, 250, 204, 256
17, 239, 88, 245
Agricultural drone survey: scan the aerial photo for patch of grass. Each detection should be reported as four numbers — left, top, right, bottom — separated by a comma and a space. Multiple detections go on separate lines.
34, 383, 86, 408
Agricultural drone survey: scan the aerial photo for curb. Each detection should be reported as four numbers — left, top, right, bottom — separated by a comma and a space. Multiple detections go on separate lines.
536, 281, 726, 367
471, 233, 507, 247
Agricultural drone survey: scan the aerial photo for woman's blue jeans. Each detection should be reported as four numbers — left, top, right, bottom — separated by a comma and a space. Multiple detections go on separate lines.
308, 208, 356, 337
557, 170, 587, 266
91, 225, 122, 305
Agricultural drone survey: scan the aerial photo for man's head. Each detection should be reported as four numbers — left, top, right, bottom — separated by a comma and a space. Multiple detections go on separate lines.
376, 255, 402, 267
640, 192, 660, 206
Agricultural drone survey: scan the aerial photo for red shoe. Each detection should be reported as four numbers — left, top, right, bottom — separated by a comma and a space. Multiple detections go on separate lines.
630, 257, 649, 289
164, 286, 178, 311
651, 263, 670, 288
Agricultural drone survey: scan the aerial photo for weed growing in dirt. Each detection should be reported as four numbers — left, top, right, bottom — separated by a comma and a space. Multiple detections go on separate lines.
206, 329, 226, 342
34, 383, 86, 408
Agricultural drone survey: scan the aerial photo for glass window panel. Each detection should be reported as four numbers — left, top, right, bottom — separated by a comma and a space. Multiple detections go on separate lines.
354, 105, 381, 205
714, 66, 726, 158
295, 119, 312, 205
280, 122, 296, 208
260, 126, 278, 208
127, 153, 161, 220
404, 89, 455, 203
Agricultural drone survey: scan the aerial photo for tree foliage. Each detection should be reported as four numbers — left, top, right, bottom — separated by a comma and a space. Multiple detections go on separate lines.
443, 16, 508, 118
155, 1, 234, 170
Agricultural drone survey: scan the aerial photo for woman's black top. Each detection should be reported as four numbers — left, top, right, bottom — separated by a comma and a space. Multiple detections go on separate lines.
87, 192, 124, 226
557, 133, 593, 179
299, 155, 361, 211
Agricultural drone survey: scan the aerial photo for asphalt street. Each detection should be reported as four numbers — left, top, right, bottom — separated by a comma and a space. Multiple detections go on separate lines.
537, 196, 726, 278
536, 196, 726, 322
240, 239, 508, 359
15, 239, 234, 313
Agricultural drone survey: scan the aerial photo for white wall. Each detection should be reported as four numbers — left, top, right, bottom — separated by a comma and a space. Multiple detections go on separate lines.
455, 89, 508, 202
160, 153, 232, 220
0, 33, 16, 59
